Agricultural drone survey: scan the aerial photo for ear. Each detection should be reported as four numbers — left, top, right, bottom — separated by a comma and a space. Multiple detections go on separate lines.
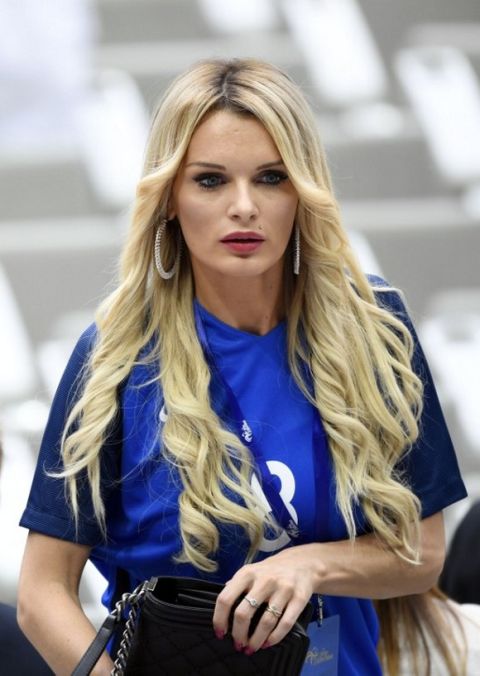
166, 192, 176, 221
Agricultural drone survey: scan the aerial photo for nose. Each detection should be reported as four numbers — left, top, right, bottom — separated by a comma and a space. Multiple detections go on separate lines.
227, 182, 259, 222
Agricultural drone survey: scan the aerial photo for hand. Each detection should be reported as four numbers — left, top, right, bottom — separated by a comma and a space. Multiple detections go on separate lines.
212, 547, 316, 655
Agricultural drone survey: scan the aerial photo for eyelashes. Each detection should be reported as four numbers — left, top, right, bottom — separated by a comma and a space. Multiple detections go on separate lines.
195, 174, 224, 190
260, 170, 289, 186
193, 170, 289, 190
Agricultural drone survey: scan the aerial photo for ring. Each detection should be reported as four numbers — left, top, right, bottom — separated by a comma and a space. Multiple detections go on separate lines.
243, 596, 259, 608
266, 604, 283, 618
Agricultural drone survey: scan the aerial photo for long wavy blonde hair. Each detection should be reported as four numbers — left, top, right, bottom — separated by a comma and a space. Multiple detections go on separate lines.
59, 59, 423, 571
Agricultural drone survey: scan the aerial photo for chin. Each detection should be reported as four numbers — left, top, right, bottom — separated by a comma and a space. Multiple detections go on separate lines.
221, 263, 275, 279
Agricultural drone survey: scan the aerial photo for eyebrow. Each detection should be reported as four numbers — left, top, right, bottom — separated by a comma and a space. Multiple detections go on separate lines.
185, 160, 285, 170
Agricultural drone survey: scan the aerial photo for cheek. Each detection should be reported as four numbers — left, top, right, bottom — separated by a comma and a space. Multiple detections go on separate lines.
176, 202, 220, 260
176, 193, 197, 221
274, 198, 298, 237
175, 197, 210, 239
176, 190, 218, 225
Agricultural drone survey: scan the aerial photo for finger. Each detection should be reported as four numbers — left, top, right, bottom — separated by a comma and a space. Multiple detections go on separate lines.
229, 592, 268, 649
212, 576, 250, 638
260, 597, 308, 648
243, 598, 286, 654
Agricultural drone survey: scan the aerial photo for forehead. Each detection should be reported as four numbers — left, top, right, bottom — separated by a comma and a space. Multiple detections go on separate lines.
184, 110, 280, 161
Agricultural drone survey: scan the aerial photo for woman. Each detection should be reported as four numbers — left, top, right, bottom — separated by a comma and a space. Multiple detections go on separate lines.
377, 586, 480, 675
18, 59, 466, 675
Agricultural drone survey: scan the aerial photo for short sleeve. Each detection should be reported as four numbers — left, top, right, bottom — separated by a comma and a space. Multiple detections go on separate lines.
371, 276, 467, 517
19, 324, 121, 545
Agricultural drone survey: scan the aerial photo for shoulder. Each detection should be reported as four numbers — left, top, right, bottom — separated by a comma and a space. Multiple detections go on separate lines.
365, 273, 409, 317
57, 323, 98, 402
67, 324, 159, 398
66, 322, 98, 371
75, 322, 98, 352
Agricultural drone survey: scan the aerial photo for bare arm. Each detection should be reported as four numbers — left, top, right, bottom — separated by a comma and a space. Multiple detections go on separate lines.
17, 531, 113, 676
213, 512, 445, 652
307, 510, 445, 599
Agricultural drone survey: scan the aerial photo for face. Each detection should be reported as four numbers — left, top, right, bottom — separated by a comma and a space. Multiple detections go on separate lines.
170, 110, 298, 286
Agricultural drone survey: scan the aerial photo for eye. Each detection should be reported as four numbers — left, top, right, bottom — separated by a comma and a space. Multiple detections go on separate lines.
194, 173, 225, 190
257, 170, 289, 186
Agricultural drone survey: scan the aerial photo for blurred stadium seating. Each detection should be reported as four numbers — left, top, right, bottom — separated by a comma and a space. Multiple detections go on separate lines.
1, 0, 479, 619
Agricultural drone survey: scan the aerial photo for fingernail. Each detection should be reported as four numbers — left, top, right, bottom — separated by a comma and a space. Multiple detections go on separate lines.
261, 642, 271, 650
215, 630, 225, 640
244, 647, 255, 656
234, 641, 243, 652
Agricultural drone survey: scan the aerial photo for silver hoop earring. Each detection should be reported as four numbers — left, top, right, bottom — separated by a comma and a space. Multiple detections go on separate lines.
293, 222, 300, 275
154, 219, 181, 280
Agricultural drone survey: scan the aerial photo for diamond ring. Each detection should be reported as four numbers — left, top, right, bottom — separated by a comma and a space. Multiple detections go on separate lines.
243, 596, 259, 608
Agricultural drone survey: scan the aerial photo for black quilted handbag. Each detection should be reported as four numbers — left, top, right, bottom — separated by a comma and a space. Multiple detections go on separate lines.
73, 576, 312, 676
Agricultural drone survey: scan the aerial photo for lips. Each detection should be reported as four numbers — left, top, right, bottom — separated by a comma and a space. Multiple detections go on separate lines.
220, 231, 265, 254
220, 231, 265, 243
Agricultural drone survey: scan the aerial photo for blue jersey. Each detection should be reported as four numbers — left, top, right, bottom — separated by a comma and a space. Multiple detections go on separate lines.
20, 279, 467, 675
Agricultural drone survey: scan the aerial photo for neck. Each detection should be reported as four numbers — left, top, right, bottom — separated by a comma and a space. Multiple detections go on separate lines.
194, 269, 285, 336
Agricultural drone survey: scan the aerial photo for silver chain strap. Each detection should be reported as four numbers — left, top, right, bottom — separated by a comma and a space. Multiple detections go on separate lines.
110, 581, 148, 676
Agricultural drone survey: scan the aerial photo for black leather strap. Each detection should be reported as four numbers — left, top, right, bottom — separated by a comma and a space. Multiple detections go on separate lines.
72, 568, 131, 675
71, 613, 119, 676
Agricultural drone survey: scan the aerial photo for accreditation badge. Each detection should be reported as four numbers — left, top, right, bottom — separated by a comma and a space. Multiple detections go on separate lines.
300, 615, 340, 675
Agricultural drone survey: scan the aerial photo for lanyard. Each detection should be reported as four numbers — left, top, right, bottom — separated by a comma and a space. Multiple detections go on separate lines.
193, 302, 331, 543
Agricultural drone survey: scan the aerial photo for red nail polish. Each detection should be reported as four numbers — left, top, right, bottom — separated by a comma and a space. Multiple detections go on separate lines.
261, 642, 271, 650
234, 641, 243, 652
244, 647, 255, 656
215, 629, 225, 640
